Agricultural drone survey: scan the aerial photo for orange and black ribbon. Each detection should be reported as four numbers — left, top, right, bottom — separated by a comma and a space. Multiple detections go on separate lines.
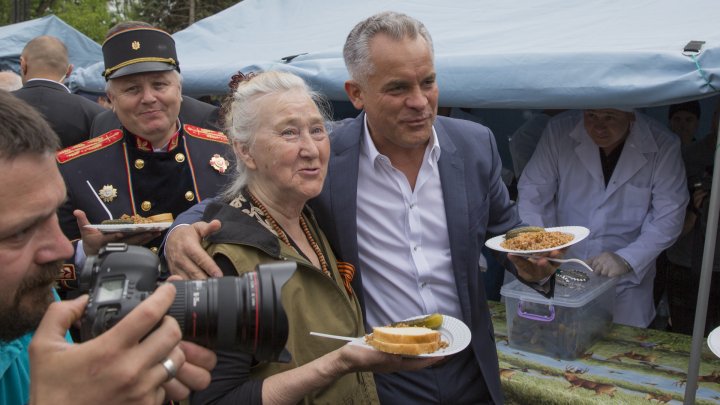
336, 261, 355, 297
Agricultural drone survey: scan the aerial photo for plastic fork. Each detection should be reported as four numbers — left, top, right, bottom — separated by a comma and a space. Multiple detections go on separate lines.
86, 180, 113, 220
518, 255, 594, 273
309, 331, 359, 342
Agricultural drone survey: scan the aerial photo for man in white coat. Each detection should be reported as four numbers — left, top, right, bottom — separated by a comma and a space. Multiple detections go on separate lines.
518, 108, 688, 328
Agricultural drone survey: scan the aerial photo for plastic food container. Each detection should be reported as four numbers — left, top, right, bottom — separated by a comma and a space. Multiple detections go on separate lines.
500, 269, 617, 359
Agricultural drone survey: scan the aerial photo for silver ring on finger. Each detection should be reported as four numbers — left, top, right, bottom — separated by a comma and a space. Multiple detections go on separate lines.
161, 357, 178, 381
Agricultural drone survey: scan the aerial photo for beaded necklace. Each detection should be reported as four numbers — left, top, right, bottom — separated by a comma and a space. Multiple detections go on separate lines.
248, 192, 330, 276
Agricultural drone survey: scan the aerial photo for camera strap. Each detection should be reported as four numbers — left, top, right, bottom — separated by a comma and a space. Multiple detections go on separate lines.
215, 254, 239, 277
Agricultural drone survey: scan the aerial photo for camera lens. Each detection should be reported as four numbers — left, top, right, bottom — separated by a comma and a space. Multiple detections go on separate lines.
79, 245, 295, 361
168, 262, 294, 362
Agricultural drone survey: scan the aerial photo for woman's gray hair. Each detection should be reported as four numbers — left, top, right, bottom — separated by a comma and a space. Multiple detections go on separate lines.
343, 11, 434, 84
221, 70, 331, 200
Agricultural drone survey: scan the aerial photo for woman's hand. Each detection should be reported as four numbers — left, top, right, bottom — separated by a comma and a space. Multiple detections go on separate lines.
335, 344, 442, 374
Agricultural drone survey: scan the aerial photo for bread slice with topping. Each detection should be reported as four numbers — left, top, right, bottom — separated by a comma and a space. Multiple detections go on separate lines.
366, 326, 442, 355
147, 212, 174, 223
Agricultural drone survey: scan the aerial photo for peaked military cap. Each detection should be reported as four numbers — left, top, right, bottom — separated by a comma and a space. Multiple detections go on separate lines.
102, 27, 180, 80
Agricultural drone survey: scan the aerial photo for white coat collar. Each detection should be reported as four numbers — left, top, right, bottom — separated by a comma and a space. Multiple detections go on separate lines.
570, 113, 657, 200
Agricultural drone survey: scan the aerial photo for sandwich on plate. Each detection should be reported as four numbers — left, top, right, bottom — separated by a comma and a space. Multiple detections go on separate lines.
365, 326, 447, 355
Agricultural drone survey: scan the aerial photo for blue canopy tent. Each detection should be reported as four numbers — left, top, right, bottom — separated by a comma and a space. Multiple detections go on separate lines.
72, 0, 720, 108
0, 15, 101, 74
69, 1, 720, 402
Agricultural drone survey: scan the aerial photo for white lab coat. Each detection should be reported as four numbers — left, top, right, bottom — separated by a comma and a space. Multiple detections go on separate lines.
518, 111, 688, 327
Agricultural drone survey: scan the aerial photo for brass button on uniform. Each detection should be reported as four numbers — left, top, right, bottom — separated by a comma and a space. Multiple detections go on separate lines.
134, 159, 145, 169
141, 201, 152, 211
185, 191, 195, 201
175, 153, 186, 163
150, 247, 159, 254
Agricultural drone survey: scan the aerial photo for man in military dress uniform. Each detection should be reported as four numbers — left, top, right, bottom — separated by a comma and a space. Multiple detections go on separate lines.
90, 93, 220, 136
56, 26, 232, 287
89, 21, 221, 136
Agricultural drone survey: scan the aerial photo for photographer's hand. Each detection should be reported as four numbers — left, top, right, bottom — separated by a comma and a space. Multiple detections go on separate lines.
161, 276, 218, 398
681, 188, 708, 236
75, 209, 159, 256
693, 189, 709, 211
165, 220, 223, 279
29, 284, 212, 404
162, 341, 217, 400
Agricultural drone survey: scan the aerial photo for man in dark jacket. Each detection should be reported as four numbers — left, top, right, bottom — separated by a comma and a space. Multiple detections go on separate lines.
13, 36, 104, 148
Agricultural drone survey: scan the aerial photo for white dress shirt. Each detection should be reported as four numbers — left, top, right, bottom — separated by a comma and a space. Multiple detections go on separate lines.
357, 116, 463, 328
26, 78, 70, 92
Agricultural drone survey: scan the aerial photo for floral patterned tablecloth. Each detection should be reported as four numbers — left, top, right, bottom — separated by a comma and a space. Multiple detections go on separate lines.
488, 301, 720, 404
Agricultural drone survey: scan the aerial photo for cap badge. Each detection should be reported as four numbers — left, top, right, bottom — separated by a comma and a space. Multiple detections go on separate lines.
131, 41, 141, 51
98, 185, 118, 203
209, 154, 228, 173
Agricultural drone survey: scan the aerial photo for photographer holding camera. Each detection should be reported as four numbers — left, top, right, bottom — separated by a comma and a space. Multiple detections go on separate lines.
665, 99, 720, 335
0, 90, 216, 404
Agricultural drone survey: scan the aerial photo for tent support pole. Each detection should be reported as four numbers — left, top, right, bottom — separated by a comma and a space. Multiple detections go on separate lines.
684, 119, 720, 404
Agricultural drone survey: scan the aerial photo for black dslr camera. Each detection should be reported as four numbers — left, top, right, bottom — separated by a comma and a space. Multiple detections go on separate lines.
80, 243, 294, 361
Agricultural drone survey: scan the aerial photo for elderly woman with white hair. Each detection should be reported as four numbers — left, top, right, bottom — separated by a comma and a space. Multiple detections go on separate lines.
191, 71, 436, 405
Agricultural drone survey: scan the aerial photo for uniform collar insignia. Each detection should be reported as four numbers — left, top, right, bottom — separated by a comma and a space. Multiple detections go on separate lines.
133, 134, 152, 152
167, 131, 180, 151
131, 125, 181, 152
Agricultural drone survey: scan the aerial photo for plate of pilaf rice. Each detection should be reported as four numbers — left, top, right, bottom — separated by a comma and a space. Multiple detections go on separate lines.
485, 226, 590, 254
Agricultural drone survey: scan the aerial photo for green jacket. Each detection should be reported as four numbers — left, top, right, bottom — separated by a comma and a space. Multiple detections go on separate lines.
203, 194, 379, 405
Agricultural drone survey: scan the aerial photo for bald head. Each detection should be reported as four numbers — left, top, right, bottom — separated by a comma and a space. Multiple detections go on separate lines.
20, 36, 71, 83
0, 71, 22, 91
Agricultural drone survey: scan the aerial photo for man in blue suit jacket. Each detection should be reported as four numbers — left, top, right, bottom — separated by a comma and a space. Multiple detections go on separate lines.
309, 113, 552, 403
166, 11, 558, 404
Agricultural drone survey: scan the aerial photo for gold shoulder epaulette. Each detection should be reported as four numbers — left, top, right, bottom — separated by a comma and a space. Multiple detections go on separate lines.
56, 130, 123, 164
184, 124, 228, 144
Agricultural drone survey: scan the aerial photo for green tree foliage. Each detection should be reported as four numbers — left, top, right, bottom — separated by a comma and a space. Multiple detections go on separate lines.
129, 0, 239, 33
0, 0, 239, 43
0, 1, 11, 24
0, 0, 114, 43
53, 0, 114, 42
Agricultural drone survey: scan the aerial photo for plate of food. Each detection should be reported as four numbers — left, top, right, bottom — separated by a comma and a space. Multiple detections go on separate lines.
708, 326, 720, 358
311, 314, 471, 358
84, 213, 173, 234
485, 225, 590, 254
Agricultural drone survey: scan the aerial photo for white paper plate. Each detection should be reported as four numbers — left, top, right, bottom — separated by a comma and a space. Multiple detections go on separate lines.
708, 326, 720, 358
351, 315, 471, 358
84, 222, 172, 234
485, 226, 590, 254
